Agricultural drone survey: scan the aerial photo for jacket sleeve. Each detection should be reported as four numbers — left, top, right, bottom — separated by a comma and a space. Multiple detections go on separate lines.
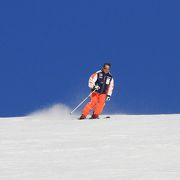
88, 73, 98, 89
107, 78, 114, 96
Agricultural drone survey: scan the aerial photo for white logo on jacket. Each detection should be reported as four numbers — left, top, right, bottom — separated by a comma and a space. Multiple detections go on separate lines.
99, 73, 103, 78
106, 77, 111, 85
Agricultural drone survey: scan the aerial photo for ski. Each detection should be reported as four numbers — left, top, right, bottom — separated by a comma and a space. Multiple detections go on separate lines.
78, 116, 110, 120
105, 116, 111, 119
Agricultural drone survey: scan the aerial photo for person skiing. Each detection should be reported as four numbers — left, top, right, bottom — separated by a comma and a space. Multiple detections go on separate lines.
79, 63, 114, 119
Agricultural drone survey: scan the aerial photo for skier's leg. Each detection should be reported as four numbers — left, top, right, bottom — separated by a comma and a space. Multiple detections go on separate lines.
93, 94, 106, 117
82, 92, 99, 117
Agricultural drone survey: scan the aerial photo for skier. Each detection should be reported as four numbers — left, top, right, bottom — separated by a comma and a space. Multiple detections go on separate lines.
79, 63, 114, 119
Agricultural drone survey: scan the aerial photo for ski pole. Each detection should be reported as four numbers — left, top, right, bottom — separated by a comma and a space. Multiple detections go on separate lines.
70, 90, 96, 114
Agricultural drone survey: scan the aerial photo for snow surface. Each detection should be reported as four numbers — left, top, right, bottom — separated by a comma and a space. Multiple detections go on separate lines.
0, 104, 180, 180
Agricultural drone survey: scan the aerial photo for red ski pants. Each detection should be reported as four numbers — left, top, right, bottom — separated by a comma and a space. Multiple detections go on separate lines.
82, 92, 106, 117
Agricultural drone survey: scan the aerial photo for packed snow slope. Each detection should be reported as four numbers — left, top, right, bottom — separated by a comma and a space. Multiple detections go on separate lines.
0, 104, 180, 180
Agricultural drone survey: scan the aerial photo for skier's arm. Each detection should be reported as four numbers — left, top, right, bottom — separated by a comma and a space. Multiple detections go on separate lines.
88, 73, 98, 89
107, 78, 114, 96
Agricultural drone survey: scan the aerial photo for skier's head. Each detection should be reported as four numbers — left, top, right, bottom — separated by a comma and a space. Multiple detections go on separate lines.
102, 63, 111, 74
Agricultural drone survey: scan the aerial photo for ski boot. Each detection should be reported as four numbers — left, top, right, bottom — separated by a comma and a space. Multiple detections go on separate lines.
90, 114, 99, 119
79, 114, 86, 120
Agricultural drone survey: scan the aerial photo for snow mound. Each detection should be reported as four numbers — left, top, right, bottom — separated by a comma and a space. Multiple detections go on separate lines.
28, 104, 72, 120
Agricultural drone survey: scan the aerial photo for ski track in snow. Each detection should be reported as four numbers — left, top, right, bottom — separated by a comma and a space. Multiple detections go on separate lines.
0, 104, 180, 180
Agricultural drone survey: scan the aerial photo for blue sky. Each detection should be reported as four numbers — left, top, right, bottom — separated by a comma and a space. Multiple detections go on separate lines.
0, 0, 180, 116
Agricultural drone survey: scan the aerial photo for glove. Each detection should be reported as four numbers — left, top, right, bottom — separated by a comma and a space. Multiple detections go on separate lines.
106, 95, 111, 101
93, 85, 100, 91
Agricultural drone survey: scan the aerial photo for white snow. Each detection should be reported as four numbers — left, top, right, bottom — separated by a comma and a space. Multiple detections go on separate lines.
0, 104, 180, 180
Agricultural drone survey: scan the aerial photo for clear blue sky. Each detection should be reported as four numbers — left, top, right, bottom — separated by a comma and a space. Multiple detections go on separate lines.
0, 0, 180, 116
